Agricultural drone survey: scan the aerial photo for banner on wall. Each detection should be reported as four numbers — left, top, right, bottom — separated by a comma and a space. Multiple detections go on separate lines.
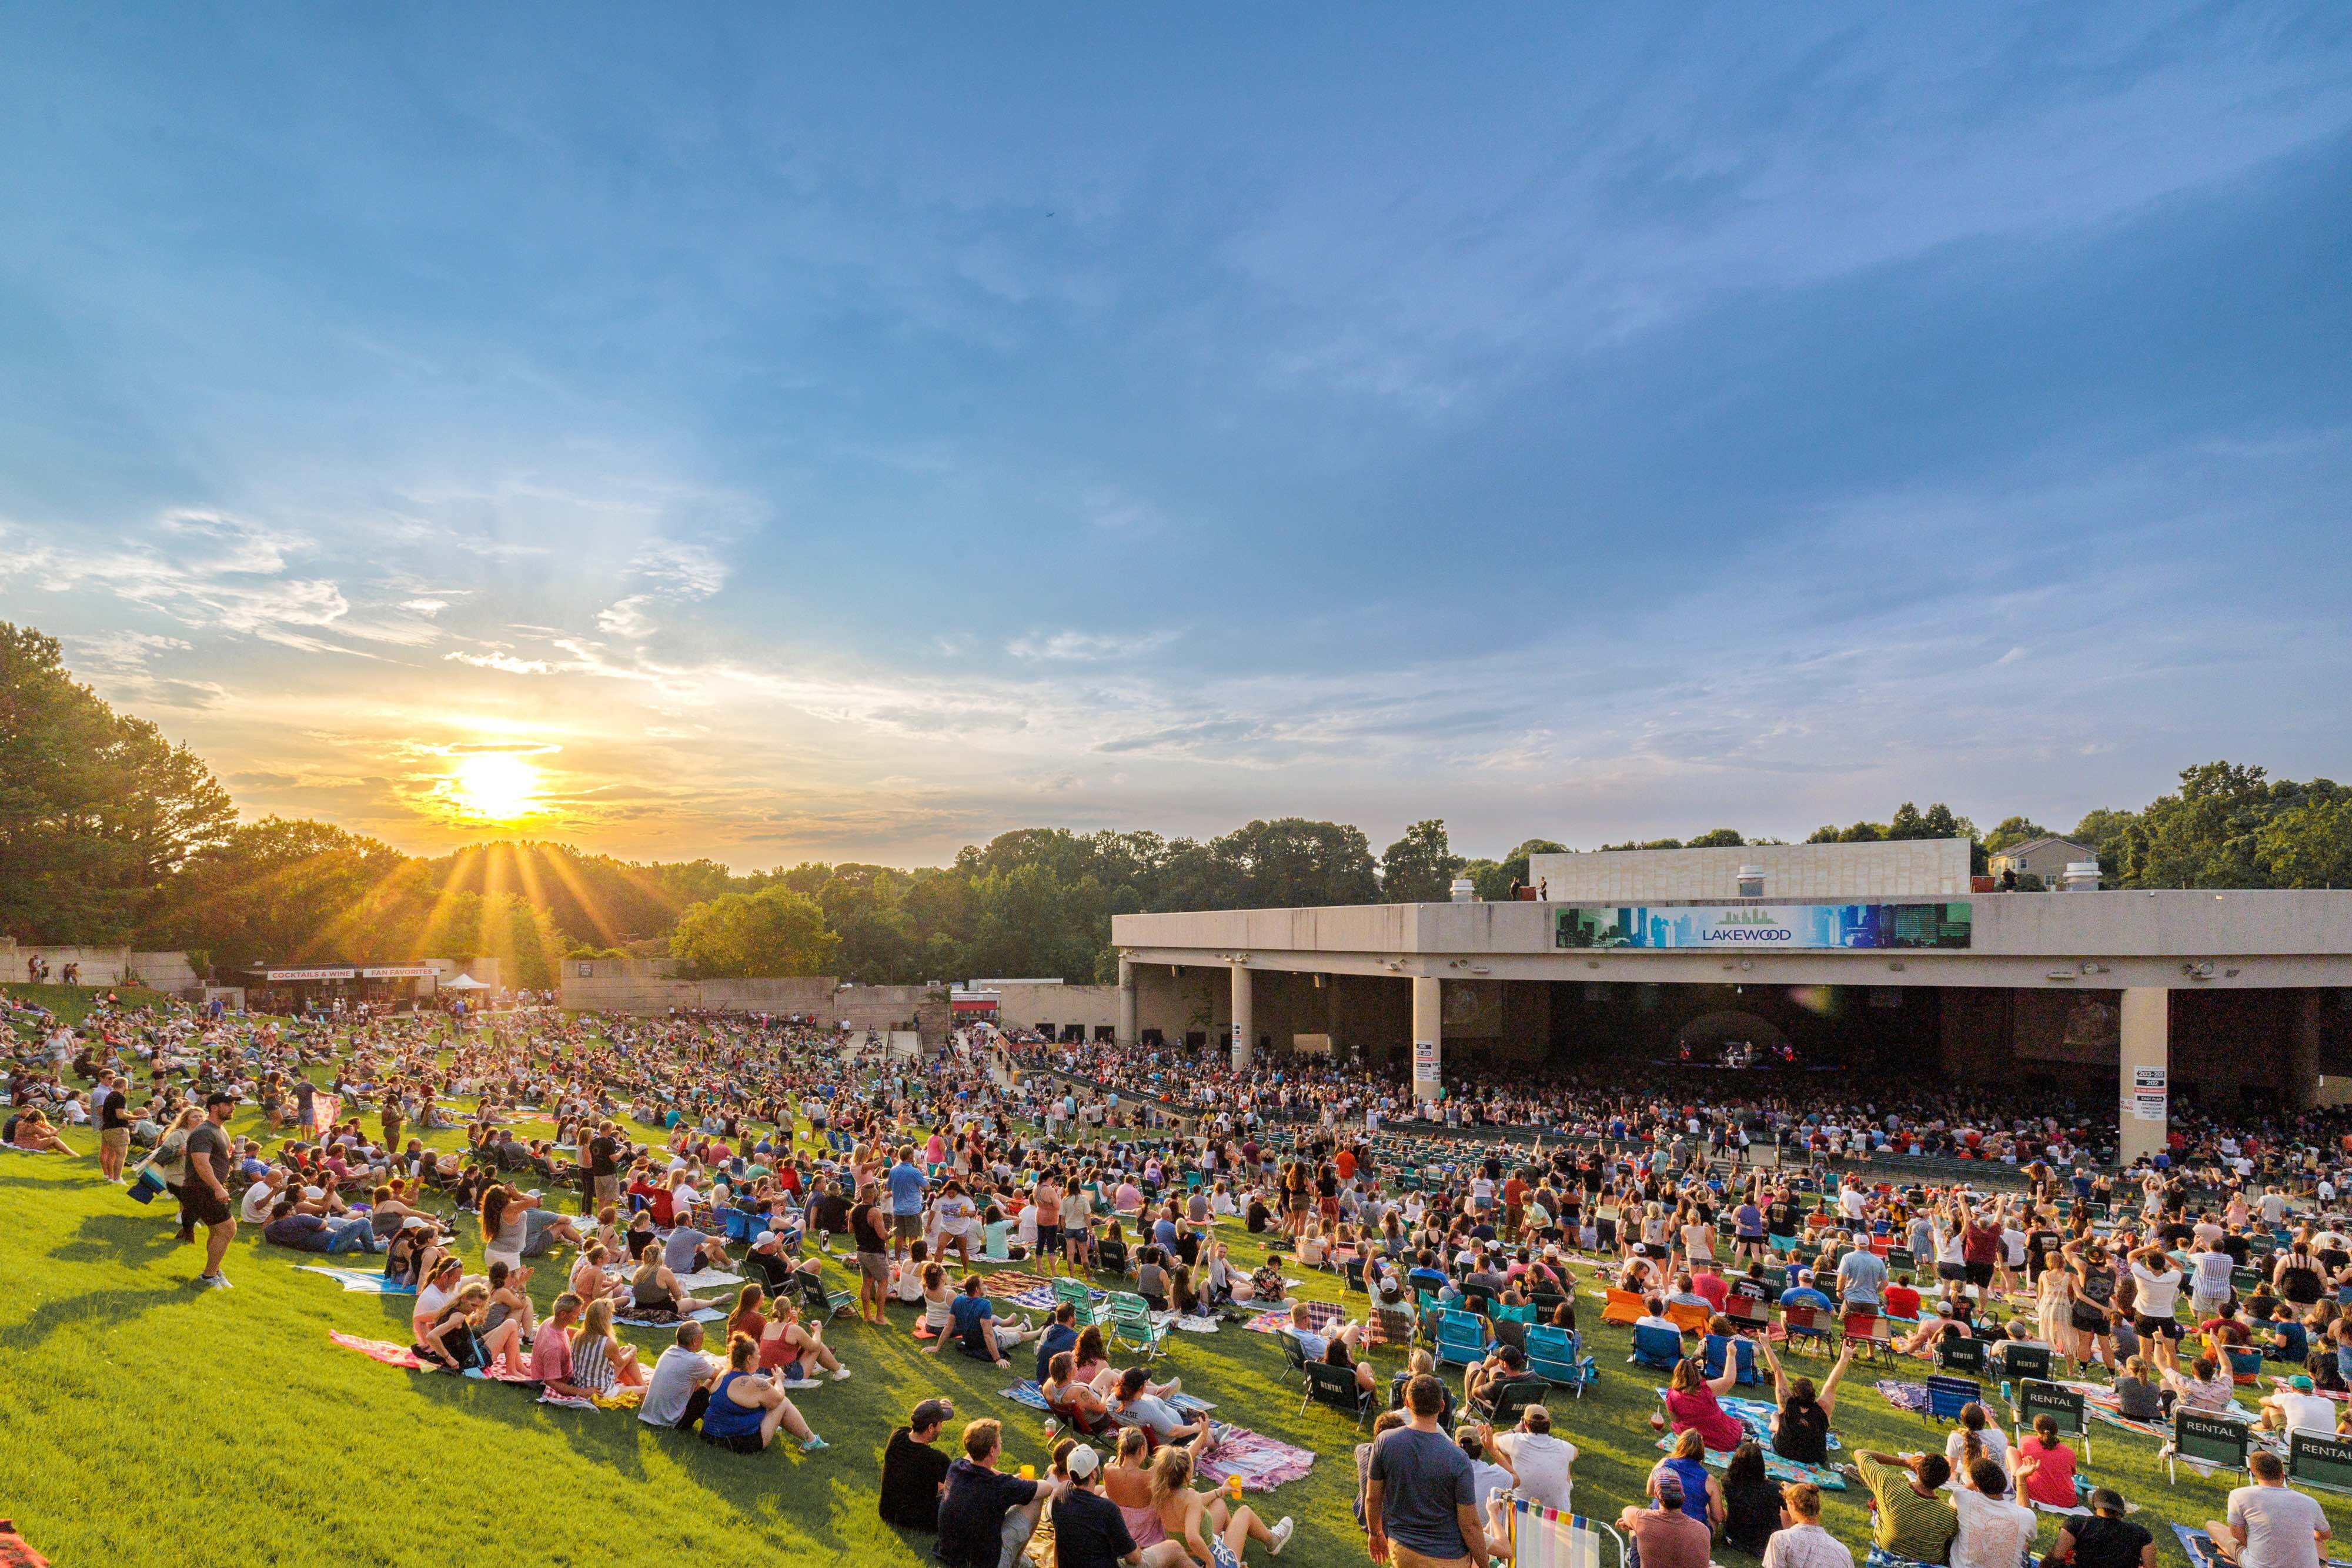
2129, 1064, 2168, 1122
1412, 1038, 1439, 1101
1554, 902, 1972, 951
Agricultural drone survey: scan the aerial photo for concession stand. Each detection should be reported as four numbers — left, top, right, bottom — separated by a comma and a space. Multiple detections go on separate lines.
242, 962, 441, 1017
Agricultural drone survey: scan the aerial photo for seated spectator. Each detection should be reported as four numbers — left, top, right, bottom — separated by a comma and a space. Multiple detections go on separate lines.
1112, 1365, 1214, 1453
1758, 1339, 1853, 1466
937, 1418, 1049, 1568
696, 1332, 827, 1453
529, 1293, 591, 1401
1853, 1450, 1957, 1564
640, 1319, 725, 1430
1764, 1482, 1852, 1568
878, 1396, 958, 1530
1950, 1456, 2036, 1568
1616, 1467, 1711, 1568
943, 1273, 1036, 1369
1663, 1356, 1745, 1452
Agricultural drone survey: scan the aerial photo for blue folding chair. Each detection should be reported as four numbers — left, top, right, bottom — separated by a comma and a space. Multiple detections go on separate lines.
1629, 1323, 1684, 1373
1702, 1331, 1759, 1385
1434, 1309, 1489, 1370
1525, 1325, 1598, 1398
1925, 1373, 1982, 1422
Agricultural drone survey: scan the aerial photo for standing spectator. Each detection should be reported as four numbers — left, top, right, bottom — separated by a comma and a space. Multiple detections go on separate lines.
888, 1146, 928, 1262
183, 1091, 239, 1290
1762, 1483, 1852, 1568
1367, 1373, 1488, 1568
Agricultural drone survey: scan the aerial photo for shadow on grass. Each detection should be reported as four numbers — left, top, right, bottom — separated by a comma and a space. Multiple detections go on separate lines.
1, 1286, 174, 1352
49, 1211, 183, 1266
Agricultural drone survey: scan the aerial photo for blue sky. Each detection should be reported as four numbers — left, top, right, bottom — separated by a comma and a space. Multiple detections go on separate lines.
3, 5, 2348, 867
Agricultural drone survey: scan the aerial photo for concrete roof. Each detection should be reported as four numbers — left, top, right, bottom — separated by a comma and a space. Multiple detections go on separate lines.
1112, 890, 2352, 991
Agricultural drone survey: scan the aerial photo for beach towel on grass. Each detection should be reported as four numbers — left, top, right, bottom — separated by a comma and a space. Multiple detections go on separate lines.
1197, 1428, 1316, 1493
0, 1520, 52, 1568
1876, 1380, 1932, 1415
299, 1265, 416, 1295
1650, 1432, 1849, 1491
539, 1391, 598, 1410
617, 1306, 725, 1329
2176, 1524, 2352, 1568
671, 1268, 746, 1292
1247, 1301, 1346, 1335
2052, 1378, 2239, 1440
330, 1332, 430, 1370
1168, 1313, 1220, 1334
1003, 1379, 1215, 1415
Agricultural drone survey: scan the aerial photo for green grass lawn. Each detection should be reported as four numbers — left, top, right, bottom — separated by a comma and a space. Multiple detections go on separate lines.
4, 1052, 2349, 1566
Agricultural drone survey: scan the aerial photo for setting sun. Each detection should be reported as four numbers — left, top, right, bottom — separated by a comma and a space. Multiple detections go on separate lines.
446, 751, 543, 822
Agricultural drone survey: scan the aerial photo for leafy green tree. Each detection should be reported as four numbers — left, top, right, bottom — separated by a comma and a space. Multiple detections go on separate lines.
1982, 815, 2051, 854
2256, 797, 2352, 888
1685, 828, 1745, 848
1380, 819, 1462, 903
0, 623, 236, 942
670, 885, 840, 977
140, 817, 410, 969
1206, 817, 1379, 908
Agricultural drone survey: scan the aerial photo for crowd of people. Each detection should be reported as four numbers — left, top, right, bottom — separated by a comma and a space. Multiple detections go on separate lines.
8, 984, 2352, 1568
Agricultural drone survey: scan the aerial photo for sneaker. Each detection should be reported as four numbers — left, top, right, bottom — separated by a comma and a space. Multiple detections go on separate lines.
196, 1273, 232, 1290
1270, 1518, 1294, 1555
831, 1366, 853, 1382
800, 1434, 830, 1453
1160, 1376, 1181, 1397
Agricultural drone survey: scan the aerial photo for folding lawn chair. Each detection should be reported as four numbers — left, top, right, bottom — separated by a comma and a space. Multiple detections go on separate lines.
1301, 1360, 1375, 1428
1525, 1325, 1595, 1398
2289, 1430, 2352, 1495
1629, 1323, 1683, 1373
1107, 1291, 1170, 1358
1435, 1309, 1489, 1370
2166, 1410, 2251, 1487
2012, 1379, 2089, 1460
1925, 1374, 1983, 1423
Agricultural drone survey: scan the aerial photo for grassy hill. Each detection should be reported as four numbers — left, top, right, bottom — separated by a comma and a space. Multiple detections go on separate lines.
2, 1087, 2343, 1566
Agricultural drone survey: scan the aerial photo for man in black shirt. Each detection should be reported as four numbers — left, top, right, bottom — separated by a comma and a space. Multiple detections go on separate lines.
587, 1122, 621, 1213
1050, 1446, 1140, 1568
936, 1419, 1049, 1568
96, 1071, 132, 1182
2053, 1489, 2153, 1568
877, 1398, 956, 1533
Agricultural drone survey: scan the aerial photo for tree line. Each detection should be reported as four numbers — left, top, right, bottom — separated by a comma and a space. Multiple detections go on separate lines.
6, 620, 2349, 986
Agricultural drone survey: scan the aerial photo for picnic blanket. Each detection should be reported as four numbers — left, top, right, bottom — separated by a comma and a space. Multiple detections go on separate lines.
2051, 1378, 2241, 1442
1168, 1312, 1221, 1334
1196, 1427, 1317, 1494
1651, 1390, 1846, 1489
671, 1268, 746, 1292
1876, 1380, 1932, 1415
2176, 1524, 2352, 1568
1655, 1429, 1848, 1491
0, 1520, 51, 1568
1247, 1301, 1347, 1335
1002, 1380, 1216, 1415
298, 1265, 416, 1295
329, 1332, 430, 1370
617, 1306, 726, 1329
998, 1275, 1095, 1313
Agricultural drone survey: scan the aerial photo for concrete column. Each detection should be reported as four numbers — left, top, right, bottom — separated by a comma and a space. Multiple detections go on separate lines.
1117, 958, 1137, 1048
2292, 991, 2324, 1111
2117, 987, 2169, 1166
1230, 964, 1253, 1070
1412, 975, 1442, 1113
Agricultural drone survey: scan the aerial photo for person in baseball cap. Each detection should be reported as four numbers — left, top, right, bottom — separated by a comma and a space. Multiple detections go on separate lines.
878, 1397, 956, 1531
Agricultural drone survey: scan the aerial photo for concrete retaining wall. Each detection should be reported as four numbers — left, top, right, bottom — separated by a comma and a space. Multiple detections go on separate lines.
1, 941, 200, 992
